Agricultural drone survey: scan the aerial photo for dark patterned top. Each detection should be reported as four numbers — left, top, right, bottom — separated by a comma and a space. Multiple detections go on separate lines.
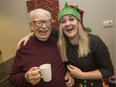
66, 34, 114, 87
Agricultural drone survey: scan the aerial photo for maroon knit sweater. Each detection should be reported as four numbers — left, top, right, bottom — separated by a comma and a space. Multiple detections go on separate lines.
9, 36, 66, 87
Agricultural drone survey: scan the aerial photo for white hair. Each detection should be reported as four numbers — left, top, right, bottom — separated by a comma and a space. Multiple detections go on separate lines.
28, 8, 52, 22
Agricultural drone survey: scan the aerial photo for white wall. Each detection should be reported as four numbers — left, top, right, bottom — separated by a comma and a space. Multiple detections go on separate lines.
0, 0, 115, 70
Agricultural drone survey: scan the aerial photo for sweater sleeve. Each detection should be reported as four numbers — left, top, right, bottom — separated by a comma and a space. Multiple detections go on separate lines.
9, 46, 30, 86
92, 35, 114, 78
51, 29, 59, 38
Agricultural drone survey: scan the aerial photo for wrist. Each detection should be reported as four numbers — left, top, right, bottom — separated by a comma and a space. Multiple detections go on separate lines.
24, 72, 29, 82
79, 72, 86, 80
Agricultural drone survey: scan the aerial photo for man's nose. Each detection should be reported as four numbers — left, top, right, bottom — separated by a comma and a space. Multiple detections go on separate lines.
41, 22, 47, 28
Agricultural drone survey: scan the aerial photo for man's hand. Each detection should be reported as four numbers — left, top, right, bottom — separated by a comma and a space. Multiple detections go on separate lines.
65, 72, 75, 87
25, 66, 41, 85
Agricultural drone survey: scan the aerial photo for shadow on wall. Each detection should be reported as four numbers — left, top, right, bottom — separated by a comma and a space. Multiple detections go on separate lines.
0, 57, 14, 87
0, 51, 3, 64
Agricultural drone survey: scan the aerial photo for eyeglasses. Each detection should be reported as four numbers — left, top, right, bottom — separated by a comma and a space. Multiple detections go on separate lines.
32, 19, 51, 27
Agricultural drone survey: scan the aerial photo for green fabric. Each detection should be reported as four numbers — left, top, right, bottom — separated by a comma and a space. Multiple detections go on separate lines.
58, 2, 81, 22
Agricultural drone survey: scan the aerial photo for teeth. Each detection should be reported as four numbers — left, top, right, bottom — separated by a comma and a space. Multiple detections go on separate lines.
39, 29, 48, 33
66, 26, 73, 31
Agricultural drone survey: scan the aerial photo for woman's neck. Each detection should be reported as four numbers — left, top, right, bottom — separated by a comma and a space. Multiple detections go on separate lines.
68, 35, 78, 45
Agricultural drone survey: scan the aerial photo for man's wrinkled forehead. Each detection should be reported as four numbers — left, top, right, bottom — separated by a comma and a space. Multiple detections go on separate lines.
31, 12, 50, 21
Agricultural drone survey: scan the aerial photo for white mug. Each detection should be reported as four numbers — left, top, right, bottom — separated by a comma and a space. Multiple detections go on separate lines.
39, 63, 52, 82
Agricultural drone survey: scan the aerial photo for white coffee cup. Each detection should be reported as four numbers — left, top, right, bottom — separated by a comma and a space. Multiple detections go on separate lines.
39, 63, 52, 82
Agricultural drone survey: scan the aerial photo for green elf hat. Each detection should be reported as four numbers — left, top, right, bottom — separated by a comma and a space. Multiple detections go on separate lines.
58, 2, 81, 22
58, 2, 92, 32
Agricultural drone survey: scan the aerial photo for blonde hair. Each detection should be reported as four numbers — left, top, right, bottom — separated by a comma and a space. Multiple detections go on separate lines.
58, 22, 90, 61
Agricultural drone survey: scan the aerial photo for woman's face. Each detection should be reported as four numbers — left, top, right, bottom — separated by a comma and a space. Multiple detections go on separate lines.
60, 15, 79, 39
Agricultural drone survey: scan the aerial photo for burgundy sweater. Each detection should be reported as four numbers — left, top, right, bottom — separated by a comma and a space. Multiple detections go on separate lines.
9, 36, 66, 87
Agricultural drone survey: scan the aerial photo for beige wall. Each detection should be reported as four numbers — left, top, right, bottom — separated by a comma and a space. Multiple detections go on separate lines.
0, 0, 115, 70
0, 0, 30, 62
114, 0, 116, 72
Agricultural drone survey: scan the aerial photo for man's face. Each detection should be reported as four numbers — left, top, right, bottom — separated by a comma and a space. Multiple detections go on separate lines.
31, 13, 52, 41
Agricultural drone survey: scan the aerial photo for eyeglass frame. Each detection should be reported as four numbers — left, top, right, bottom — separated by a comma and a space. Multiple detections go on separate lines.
31, 19, 52, 27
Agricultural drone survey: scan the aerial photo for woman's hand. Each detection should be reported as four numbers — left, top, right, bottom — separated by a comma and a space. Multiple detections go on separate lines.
17, 32, 34, 49
67, 64, 102, 80
67, 64, 84, 79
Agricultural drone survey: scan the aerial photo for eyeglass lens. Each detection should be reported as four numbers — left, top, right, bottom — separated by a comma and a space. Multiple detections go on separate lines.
34, 19, 51, 27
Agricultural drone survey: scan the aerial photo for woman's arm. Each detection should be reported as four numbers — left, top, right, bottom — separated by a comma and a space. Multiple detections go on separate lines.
17, 29, 59, 49
67, 65, 102, 80
93, 35, 114, 78
17, 32, 34, 49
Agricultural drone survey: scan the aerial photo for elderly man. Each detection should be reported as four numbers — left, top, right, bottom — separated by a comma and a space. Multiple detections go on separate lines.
9, 9, 74, 87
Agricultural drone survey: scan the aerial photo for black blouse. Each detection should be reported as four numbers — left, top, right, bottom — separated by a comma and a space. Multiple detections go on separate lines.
66, 34, 114, 87
51, 29, 114, 87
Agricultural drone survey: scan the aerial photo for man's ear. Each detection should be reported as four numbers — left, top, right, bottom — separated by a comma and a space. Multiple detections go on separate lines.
30, 22, 34, 32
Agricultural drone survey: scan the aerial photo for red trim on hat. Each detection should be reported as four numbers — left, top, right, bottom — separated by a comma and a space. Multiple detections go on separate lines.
69, 5, 86, 31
